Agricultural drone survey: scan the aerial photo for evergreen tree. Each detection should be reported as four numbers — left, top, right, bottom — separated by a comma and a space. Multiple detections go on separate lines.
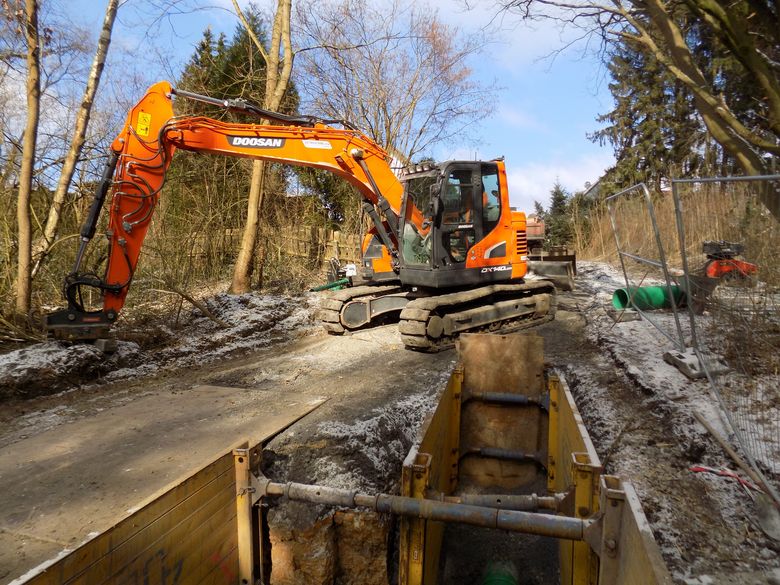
590, 4, 777, 192
590, 39, 704, 192
544, 181, 573, 248
143, 8, 303, 287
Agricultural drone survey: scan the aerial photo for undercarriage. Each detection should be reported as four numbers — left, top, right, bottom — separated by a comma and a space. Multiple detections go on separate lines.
318, 280, 557, 351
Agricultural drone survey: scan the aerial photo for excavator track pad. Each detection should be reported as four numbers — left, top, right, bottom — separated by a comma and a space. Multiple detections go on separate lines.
399, 281, 556, 352
319, 281, 556, 351
317, 284, 405, 334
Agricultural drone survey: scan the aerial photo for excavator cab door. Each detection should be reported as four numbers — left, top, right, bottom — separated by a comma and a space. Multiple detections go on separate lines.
438, 165, 477, 267
400, 172, 438, 269
399, 161, 505, 289
436, 162, 502, 269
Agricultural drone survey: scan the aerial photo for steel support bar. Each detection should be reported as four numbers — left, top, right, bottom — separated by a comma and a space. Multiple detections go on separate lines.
234, 449, 255, 585
618, 251, 664, 269
465, 391, 544, 408
597, 476, 627, 583
573, 452, 600, 582
257, 478, 588, 541
460, 446, 545, 468
439, 492, 563, 512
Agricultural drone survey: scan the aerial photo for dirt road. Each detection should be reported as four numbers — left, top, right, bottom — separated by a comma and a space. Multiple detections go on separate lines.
0, 327, 455, 584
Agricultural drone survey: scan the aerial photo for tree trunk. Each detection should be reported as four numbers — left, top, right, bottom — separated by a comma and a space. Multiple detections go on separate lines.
230, 160, 266, 293
632, 0, 779, 219
16, 0, 41, 318
229, 0, 293, 293
31, 0, 119, 278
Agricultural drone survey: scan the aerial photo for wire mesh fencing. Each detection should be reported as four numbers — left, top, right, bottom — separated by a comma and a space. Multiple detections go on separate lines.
604, 183, 693, 350
671, 176, 780, 486
602, 175, 780, 500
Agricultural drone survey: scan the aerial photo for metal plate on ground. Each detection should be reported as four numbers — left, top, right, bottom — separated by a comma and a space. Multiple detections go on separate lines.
0, 386, 326, 584
457, 333, 546, 490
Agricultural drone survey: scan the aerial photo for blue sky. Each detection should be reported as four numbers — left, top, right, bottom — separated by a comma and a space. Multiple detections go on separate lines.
68, 0, 615, 214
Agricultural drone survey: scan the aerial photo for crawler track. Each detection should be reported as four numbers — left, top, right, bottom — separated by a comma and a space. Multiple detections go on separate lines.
317, 285, 403, 334
398, 281, 556, 352
319, 281, 556, 351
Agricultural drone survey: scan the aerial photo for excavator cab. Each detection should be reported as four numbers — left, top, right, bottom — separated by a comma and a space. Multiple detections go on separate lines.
398, 160, 519, 289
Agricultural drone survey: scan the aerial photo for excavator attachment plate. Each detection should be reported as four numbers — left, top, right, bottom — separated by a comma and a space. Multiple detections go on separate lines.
44, 308, 115, 341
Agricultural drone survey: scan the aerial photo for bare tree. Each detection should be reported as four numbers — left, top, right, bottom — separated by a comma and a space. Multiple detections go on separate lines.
229, 0, 294, 294
31, 0, 119, 277
494, 0, 780, 216
15, 0, 41, 317
296, 0, 495, 163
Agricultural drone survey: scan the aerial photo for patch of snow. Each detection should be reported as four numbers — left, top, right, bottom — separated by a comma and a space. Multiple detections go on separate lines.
0, 292, 319, 401
315, 390, 440, 487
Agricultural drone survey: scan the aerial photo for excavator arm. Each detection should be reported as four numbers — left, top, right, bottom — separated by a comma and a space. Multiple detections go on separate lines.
46, 81, 412, 340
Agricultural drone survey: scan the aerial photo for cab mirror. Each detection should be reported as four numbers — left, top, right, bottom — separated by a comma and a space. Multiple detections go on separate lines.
430, 195, 441, 218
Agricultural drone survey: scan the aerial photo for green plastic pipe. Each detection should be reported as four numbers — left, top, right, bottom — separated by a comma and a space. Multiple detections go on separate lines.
309, 278, 350, 292
480, 562, 518, 585
612, 285, 685, 310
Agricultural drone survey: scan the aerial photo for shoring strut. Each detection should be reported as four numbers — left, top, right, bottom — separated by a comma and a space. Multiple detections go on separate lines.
253, 475, 588, 541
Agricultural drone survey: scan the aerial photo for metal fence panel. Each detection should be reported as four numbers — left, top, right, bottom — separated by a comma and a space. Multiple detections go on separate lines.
671, 176, 780, 495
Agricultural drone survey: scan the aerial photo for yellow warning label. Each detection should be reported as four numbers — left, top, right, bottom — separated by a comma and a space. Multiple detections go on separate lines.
137, 112, 152, 137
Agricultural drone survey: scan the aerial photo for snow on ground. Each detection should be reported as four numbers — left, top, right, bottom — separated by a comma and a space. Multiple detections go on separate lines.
313, 389, 443, 492
570, 262, 780, 583
0, 291, 320, 400
579, 262, 780, 450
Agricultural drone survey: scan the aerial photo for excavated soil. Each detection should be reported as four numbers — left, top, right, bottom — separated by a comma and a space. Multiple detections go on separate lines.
538, 266, 779, 585
1, 263, 778, 584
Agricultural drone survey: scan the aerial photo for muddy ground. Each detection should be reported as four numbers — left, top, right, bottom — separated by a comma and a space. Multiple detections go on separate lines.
0, 263, 778, 584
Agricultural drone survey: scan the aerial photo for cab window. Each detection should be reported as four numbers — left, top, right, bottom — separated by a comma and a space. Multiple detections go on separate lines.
481, 166, 501, 232
400, 174, 436, 267
442, 170, 475, 224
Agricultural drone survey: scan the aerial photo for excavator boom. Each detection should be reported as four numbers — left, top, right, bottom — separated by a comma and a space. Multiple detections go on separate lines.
46, 81, 409, 340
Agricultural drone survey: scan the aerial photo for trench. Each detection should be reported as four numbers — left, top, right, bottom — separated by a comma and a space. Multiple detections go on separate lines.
256, 448, 561, 585
254, 333, 563, 585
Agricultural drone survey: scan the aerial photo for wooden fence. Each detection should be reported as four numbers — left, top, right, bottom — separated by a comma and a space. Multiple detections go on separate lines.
187, 226, 362, 268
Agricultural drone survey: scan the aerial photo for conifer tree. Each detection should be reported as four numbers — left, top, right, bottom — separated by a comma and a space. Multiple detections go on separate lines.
147, 10, 299, 287
545, 181, 573, 248
590, 40, 704, 191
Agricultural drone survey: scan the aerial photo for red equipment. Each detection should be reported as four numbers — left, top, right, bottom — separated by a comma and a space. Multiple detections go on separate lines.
702, 241, 758, 280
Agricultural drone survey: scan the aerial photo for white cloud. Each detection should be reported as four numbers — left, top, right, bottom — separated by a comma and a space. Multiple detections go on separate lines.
498, 104, 547, 131
426, 144, 613, 213
505, 150, 614, 212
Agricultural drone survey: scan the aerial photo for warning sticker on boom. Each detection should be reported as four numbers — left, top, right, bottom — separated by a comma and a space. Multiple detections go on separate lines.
302, 139, 332, 150
136, 112, 152, 137
228, 136, 286, 148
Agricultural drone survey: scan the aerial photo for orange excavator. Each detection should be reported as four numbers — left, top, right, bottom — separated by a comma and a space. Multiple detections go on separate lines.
46, 81, 555, 351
